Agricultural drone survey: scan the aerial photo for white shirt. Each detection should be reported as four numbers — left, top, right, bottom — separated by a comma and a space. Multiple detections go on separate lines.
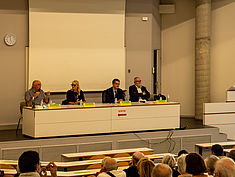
98, 170, 126, 177
135, 85, 142, 93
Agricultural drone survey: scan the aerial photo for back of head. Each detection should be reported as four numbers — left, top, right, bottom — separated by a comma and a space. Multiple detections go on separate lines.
161, 155, 176, 168
228, 150, 235, 162
212, 144, 223, 156
151, 163, 172, 177
205, 155, 219, 175
132, 152, 145, 166
104, 158, 117, 172
178, 150, 188, 157
177, 154, 187, 174
214, 157, 235, 177
137, 157, 155, 177
18, 151, 40, 173
185, 153, 207, 175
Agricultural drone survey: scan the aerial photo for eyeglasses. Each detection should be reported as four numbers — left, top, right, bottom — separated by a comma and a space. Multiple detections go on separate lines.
71, 84, 76, 86
135, 80, 141, 82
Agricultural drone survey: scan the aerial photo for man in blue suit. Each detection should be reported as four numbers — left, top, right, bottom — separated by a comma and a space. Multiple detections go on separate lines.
104, 79, 125, 103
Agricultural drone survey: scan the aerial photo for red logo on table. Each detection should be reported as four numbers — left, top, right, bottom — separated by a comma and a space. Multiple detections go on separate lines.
118, 110, 127, 117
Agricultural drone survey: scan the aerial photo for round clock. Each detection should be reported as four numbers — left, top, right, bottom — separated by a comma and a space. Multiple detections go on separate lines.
4, 34, 16, 46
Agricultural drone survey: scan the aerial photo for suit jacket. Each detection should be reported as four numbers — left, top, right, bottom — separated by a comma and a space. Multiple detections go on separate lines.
124, 166, 139, 177
62, 90, 85, 105
104, 87, 125, 103
129, 85, 150, 102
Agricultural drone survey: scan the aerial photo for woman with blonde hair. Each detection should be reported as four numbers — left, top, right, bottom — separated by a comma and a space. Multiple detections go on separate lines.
62, 80, 86, 105
161, 154, 180, 177
137, 157, 155, 177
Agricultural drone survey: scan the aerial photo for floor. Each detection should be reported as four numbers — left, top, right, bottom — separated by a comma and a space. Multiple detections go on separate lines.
0, 117, 205, 142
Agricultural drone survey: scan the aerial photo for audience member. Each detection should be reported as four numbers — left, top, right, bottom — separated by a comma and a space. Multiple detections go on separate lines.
161, 154, 180, 177
25, 80, 50, 106
18, 151, 57, 177
204, 155, 219, 176
124, 152, 145, 177
151, 163, 172, 177
214, 157, 235, 177
228, 150, 235, 162
185, 153, 208, 177
137, 157, 155, 177
62, 80, 86, 105
96, 157, 111, 176
98, 157, 126, 177
178, 150, 188, 157
177, 154, 192, 177
211, 144, 224, 158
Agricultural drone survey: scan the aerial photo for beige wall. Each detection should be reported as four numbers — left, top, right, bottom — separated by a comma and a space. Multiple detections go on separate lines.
0, 0, 161, 128
161, 0, 235, 116
0, 0, 28, 127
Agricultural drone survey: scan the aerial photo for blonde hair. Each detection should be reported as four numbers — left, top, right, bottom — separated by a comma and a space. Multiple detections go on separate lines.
137, 157, 155, 177
161, 154, 176, 168
71, 80, 81, 95
177, 154, 187, 174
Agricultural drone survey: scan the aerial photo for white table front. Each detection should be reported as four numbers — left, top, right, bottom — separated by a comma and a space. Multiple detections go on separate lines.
23, 102, 180, 138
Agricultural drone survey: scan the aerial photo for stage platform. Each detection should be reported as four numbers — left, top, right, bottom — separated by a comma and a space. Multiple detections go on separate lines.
0, 118, 228, 161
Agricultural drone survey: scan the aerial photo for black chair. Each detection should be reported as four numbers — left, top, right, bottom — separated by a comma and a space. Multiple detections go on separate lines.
16, 101, 26, 134
102, 90, 107, 103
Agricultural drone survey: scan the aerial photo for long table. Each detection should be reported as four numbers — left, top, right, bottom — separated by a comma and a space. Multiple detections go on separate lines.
23, 102, 180, 138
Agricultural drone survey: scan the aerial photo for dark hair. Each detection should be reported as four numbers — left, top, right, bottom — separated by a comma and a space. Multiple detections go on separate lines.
18, 151, 40, 173
178, 150, 188, 157
112, 79, 120, 84
185, 153, 207, 175
211, 144, 223, 156
228, 150, 235, 162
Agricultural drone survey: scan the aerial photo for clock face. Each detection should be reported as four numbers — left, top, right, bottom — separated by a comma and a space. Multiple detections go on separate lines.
4, 34, 16, 46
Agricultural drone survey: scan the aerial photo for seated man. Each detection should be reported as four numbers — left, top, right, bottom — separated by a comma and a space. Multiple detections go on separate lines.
104, 79, 125, 103
211, 144, 224, 158
18, 150, 57, 177
124, 152, 144, 177
98, 157, 126, 177
25, 80, 50, 106
129, 77, 150, 102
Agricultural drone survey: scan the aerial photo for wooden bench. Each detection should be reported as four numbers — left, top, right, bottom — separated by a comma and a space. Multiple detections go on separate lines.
0, 153, 174, 171
61, 147, 153, 161
195, 141, 235, 156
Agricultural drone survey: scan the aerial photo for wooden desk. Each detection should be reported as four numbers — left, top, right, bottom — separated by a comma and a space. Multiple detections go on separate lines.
23, 102, 180, 138
0, 153, 175, 171
61, 147, 153, 160
195, 142, 235, 155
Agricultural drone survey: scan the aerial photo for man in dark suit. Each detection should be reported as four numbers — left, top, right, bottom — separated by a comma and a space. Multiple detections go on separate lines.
124, 152, 144, 177
129, 77, 150, 102
104, 79, 125, 103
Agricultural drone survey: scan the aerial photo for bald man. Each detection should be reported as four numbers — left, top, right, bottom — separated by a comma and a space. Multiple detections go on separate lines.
25, 80, 50, 106
214, 157, 235, 177
124, 152, 145, 177
152, 164, 172, 177
98, 158, 126, 177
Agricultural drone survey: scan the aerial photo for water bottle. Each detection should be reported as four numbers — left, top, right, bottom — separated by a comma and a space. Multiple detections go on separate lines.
80, 100, 83, 106
115, 98, 118, 104
40, 99, 43, 106
32, 97, 35, 108
167, 94, 170, 102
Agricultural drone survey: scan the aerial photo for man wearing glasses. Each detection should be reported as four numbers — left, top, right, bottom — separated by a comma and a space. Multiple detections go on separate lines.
25, 80, 50, 106
129, 77, 150, 102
